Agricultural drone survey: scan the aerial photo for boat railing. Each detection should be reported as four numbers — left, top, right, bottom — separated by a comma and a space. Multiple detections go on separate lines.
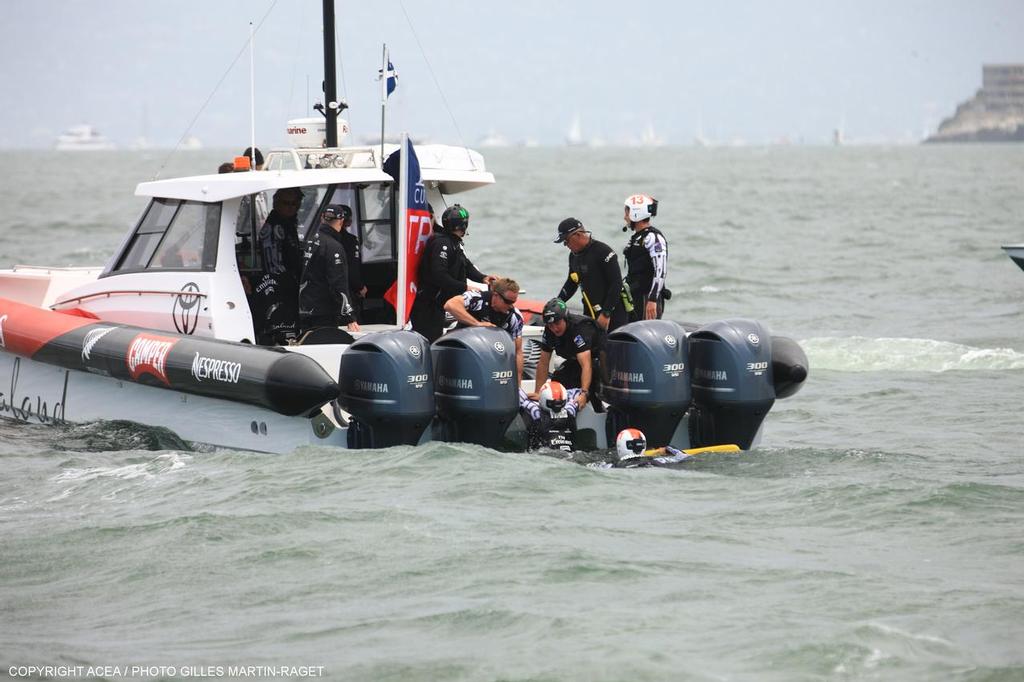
265, 146, 384, 172
55, 289, 208, 307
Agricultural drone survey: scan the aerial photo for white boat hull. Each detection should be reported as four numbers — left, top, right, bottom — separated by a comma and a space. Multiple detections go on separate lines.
0, 353, 347, 453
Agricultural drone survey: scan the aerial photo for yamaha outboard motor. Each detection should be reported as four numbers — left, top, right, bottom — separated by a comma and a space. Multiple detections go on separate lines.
688, 319, 776, 450
432, 327, 518, 448
337, 330, 434, 448
603, 320, 691, 449
771, 335, 809, 399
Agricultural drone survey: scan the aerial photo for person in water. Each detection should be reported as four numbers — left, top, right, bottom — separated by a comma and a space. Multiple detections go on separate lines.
554, 217, 628, 332
622, 193, 669, 321
610, 428, 689, 467
520, 380, 581, 452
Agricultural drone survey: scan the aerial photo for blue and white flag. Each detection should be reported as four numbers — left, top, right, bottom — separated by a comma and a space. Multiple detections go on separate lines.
378, 55, 398, 99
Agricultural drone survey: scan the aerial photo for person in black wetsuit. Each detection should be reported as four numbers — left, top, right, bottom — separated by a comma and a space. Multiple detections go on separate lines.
301, 205, 366, 323
251, 187, 304, 344
529, 298, 605, 413
622, 193, 668, 321
410, 204, 495, 343
298, 203, 361, 334
554, 217, 628, 332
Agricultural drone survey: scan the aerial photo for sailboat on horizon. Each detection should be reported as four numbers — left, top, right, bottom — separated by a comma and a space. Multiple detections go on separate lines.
566, 114, 585, 146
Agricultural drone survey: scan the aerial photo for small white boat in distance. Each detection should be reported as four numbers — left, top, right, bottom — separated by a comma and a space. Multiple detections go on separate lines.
55, 124, 116, 151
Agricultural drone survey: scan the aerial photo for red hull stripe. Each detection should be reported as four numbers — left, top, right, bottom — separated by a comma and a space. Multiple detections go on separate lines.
0, 297, 97, 359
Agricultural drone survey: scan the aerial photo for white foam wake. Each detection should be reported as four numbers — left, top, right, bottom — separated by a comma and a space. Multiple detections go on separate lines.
801, 336, 1024, 372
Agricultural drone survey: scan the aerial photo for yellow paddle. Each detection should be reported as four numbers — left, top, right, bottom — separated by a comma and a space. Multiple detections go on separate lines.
643, 443, 740, 457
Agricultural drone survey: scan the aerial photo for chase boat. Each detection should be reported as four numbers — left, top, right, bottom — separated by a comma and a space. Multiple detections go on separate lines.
0, 4, 807, 454
0, 126, 808, 454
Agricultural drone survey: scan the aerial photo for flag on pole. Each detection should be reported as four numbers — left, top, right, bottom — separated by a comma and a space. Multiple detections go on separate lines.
378, 54, 398, 100
383, 135, 431, 326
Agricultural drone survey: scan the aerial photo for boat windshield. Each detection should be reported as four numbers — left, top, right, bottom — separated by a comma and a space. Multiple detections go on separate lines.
108, 198, 220, 275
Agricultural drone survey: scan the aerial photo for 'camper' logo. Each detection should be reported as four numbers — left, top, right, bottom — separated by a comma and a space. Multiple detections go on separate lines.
126, 333, 179, 385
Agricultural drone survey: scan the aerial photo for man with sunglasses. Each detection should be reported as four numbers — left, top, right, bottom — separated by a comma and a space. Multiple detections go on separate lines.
444, 277, 525, 382
410, 203, 496, 342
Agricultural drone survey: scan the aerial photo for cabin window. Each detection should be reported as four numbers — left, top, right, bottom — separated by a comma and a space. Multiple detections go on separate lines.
113, 198, 220, 273
296, 185, 330, 242
235, 193, 268, 270
358, 183, 395, 264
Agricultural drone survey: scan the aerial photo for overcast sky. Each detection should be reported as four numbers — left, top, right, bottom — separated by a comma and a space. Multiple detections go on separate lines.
1, 0, 1021, 148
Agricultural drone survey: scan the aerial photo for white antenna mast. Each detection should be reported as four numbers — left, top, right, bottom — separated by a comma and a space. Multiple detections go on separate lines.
249, 21, 256, 170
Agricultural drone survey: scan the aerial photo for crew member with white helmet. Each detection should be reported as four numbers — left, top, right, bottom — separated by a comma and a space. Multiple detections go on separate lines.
519, 380, 582, 451
622, 194, 669, 321
612, 428, 688, 467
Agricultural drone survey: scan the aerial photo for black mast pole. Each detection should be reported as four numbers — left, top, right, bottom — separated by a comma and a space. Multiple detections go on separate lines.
323, 0, 338, 147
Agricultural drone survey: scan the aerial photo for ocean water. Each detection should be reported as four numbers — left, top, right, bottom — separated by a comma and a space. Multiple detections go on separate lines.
1, 145, 1023, 681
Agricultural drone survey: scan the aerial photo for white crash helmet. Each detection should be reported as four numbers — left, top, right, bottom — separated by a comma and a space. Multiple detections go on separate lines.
539, 380, 568, 415
624, 194, 658, 223
615, 427, 647, 459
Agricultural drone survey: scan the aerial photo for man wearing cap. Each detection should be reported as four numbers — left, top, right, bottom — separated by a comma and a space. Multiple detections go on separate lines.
553, 217, 628, 332
530, 298, 605, 412
298, 204, 361, 334
410, 204, 496, 343
305, 204, 367, 322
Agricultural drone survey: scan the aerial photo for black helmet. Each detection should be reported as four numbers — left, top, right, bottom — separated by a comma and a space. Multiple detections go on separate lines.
441, 204, 470, 233
542, 298, 569, 325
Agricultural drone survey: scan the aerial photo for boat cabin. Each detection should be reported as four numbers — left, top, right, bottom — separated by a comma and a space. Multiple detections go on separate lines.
47, 143, 495, 344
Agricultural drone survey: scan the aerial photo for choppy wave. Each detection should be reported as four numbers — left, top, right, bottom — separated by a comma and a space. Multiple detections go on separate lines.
802, 336, 1024, 372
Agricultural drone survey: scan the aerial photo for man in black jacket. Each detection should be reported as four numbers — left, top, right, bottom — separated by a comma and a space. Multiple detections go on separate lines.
298, 204, 361, 334
554, 217, 628, 331
251, 187, 304, 344
410, 204, 495, 342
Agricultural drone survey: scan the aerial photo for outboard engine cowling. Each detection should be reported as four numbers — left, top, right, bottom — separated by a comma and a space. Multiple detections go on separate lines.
771, 335, 809, 399
688, 318, 775, 450
432, 327, 518, 448
603, 320, 691, 449
337, 330, 434, 448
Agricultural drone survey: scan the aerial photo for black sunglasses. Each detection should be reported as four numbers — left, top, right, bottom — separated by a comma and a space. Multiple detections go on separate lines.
494, 291, 517, 306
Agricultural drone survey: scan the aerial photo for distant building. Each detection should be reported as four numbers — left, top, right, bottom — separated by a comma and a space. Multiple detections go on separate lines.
926, 64, 1024, 143
980, 64, 1024, 110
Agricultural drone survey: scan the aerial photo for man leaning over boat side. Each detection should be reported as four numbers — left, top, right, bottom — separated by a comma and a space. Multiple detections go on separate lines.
410, 204, 496, 343
251, 187, 304, 344
529, 298, 605, 413
553, 217, 629, 332
622, 193, 669, 321
298, 204, 361, 334
443, 277, 525, 383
